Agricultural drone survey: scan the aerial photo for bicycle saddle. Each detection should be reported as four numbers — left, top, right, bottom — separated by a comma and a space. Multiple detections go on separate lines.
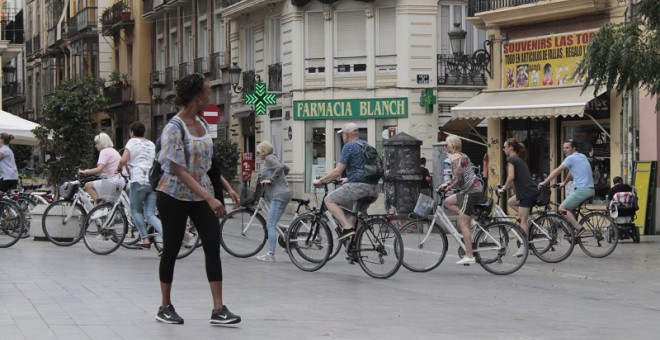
291, 198, 310, 205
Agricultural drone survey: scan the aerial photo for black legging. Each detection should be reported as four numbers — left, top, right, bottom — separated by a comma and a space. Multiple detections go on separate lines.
157, 192, 223, 283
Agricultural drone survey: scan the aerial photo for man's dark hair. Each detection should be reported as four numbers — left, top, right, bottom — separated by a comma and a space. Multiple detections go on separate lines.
564, 139, 577, 148
613, 176, 623, 185
129, 121, 146, 137
420, 157, 426, 165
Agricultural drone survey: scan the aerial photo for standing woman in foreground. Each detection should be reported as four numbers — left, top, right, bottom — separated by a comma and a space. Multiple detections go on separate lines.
155, 73, 241, 326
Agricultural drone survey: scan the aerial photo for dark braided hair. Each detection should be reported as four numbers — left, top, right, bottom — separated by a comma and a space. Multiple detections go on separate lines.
505, 137, 527, 160
173, 73, 205, 107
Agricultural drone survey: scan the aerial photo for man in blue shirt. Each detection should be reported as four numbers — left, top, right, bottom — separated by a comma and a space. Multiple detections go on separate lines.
312, 123, 379, 240
539, 139, 595, 237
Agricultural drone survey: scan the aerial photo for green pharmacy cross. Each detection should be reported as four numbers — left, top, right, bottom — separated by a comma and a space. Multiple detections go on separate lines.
420, 88, 436, 114
244, 82, 276, 115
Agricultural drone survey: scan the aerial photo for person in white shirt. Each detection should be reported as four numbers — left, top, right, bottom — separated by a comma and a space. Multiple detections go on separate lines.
79, 133, 122, 202
118, 122, 162, 248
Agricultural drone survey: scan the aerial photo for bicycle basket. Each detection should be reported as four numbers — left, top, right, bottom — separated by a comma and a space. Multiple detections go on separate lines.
536, 185, 551, 206
59, 181, 79, 200
413, 193, 434, 218
97, 179, 124, 203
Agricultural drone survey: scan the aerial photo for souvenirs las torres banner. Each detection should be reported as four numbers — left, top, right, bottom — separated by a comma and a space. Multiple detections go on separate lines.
501, 30, 597, 89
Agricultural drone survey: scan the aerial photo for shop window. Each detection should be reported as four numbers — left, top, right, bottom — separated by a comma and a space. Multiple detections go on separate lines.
306, 123, 327, 192
503, 118, 550, 182
563, 121, 610, 201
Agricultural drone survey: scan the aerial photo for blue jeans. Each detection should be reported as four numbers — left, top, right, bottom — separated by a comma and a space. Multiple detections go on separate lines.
130, 182, 163, 238
266, 199, 288, 254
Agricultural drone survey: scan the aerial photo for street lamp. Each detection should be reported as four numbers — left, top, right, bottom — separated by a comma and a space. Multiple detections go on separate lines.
151, 79, 165, 104
3, 64, 16, 83
446, 22, 492, 80
25, 108, 35, 121
229, 62, 244, 93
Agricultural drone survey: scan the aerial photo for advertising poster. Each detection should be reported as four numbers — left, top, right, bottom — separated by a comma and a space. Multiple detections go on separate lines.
501, 30, 598, 89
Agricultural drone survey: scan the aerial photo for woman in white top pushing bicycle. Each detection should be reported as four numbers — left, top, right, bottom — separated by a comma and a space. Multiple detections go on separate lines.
438, 135, 484, 265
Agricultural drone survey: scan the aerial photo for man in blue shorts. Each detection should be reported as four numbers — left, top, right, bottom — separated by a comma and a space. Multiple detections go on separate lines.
539, 139, 594, 237
312, 123, 380, 240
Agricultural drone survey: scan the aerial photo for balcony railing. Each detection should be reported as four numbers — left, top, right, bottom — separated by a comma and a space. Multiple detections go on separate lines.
437, 54, 488, 86
165, 66, 177, 91
104, 82, 135, 107
26, 39, 33, 56
2, 82, 23, 98
32, 35, 41, 54
178, 62, 192, 79
468, 0, 540, 16
268, 62, 282, 92
194, 57, 208, 74
242, 70, 256, 94
209, 52, 224, 80
101, 0, 134, 36
69, 6, 99, 37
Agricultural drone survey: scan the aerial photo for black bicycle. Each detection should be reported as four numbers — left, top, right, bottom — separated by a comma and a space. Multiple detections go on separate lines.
286, 180, 404, 279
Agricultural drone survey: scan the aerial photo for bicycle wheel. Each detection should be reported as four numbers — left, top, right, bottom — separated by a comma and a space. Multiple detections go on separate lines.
291, 212, 343, 261
529, 213, 575, 263
355, 218, 403, 279
41, 199, 86, 246
219, 209, 267, 258
578, 212, 618, 258
398, 218, 448, 272
83, 203, 127, 255
121, 222, 141, 248
474, 221, 528, 275
0, 200, 26, 248
153, 218, 200, 259
286, 215, 333, 272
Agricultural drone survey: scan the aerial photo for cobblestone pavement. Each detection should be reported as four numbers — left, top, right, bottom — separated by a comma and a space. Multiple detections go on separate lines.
2, 224, 659, 339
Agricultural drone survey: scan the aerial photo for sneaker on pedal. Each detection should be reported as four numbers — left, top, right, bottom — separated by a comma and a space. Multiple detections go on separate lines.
155, 304, 184, 324
512, 247, 526, 258
456, 257, 476, 265
210, 305, 241, 325
336, 228, 355, 241
90, 208, 109, 220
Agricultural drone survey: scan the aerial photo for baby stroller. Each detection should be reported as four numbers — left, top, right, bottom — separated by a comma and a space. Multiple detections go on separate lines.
608, 191, 640, 243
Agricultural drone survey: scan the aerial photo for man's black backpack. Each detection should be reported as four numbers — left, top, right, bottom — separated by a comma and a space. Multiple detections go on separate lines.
359, 141, 384, 184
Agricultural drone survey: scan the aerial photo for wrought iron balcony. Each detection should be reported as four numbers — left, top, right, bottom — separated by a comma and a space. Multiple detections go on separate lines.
104, 81, 135, 108
222, 0, 244, 7
468, 0, 541, 16
437, 54, 488, 86
26, 39, 33, 56
69, 6, 99, 38
2, 82, 23, 99
165, 66, 177, 91
178, 62, 192, 79
268, 62, 282, 92
194, 57, 208, 74
101, 1, 134, 36
209, 52, 224, 80
242, 70, 256, 94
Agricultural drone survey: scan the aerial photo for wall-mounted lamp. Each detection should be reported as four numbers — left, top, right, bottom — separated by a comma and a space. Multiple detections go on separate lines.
229, 62, 262, 93
151, 80, 165, 104
25, 108, 35, 121
447, 23, 492, 79
2, 64, 16, 83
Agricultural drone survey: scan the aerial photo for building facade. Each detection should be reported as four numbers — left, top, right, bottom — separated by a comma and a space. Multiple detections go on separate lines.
221, 0, 488, 198
453, 1, 630, 206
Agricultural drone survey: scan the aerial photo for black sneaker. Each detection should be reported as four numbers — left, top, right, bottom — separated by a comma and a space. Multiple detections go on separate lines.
336, 228, 355, 241
155, 304, 184, 324
210, 305, 241, 325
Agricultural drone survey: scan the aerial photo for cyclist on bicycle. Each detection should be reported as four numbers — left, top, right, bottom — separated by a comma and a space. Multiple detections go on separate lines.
538, 139, 594, 238
499, 138, 538, 255
438, 135, 483, 265
312, 123, 379, 241
0, 133, 19, 195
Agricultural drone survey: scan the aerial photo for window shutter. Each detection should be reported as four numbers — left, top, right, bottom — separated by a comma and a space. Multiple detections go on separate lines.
336, 11, 366, 58
439, 5, 450, 55
307, 12, 324, 59
377, 7, 395, 56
